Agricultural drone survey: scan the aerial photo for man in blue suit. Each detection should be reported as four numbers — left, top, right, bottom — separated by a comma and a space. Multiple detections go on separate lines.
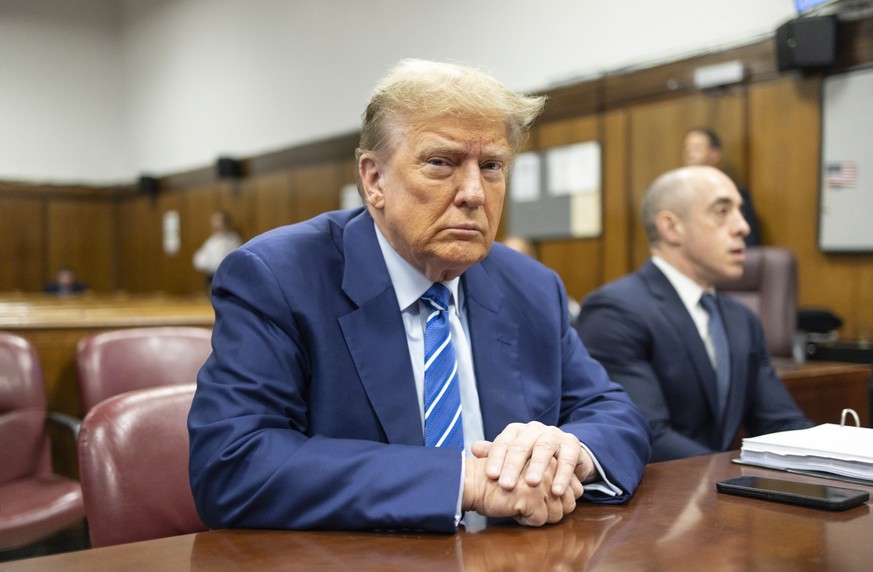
576, 166, 811, 463
188, 59, 650, 533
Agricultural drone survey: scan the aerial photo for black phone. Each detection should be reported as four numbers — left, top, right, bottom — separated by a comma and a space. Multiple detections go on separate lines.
716, 476, 869, 511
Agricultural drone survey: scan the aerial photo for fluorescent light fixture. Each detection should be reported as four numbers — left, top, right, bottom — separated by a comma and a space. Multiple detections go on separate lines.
693, 60, 746, 90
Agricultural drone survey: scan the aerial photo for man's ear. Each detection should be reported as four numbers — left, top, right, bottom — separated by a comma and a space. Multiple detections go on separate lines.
655, 210, 684, 245
358, 156, 385, 209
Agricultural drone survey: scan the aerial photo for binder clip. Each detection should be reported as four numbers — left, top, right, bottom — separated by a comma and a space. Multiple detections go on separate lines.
840, 408, 860, 427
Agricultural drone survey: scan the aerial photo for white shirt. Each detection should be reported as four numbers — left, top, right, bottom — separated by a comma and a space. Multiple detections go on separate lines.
651, 256, 718, 367
373, 226, 486, 454
193, 231, 242, 275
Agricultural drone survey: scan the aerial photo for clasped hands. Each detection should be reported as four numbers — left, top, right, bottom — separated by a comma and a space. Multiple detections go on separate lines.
462, 421, 595, 526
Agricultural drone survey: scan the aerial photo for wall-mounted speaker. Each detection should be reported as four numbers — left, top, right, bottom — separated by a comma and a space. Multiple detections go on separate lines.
138, 175, 159, 196
775, 15, 837, 71
217, 157, 243, 179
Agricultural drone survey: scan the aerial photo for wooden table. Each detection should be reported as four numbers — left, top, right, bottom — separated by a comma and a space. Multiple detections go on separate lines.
4, 452, 871, 571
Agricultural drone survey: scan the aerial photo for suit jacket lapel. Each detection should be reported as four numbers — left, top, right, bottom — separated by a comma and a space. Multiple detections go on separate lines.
337, 211, 423, 446
462, 261, 528, 440
640, 261, 722, 422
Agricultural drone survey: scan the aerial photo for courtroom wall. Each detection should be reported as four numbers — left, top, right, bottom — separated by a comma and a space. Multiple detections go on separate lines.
4, 16, 873, 340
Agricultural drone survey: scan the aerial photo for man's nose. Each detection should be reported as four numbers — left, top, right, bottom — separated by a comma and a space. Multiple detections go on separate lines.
455, 162, 486, 207
735, 209, 751, 237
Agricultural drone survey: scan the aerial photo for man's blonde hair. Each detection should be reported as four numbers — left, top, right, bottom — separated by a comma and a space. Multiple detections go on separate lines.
355, 59, 545, 190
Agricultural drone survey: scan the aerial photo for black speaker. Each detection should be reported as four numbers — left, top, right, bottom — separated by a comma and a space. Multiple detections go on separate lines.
138, 175, 159, 196
217, 157, 243, 179
775, 15, 837, 71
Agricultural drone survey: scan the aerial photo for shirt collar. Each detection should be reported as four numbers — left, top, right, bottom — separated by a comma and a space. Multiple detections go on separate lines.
373, 224, 461, 312
651, 256, 711, 312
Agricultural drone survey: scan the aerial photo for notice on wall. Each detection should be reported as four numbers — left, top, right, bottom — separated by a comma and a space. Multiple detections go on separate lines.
163, 210, 180, 255
508, 141, 602, 239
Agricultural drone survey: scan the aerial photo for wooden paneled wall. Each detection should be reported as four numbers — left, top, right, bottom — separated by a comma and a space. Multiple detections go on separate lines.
111, 157, 357, 296
0, 185, 118, 293
3, 17, 873, 338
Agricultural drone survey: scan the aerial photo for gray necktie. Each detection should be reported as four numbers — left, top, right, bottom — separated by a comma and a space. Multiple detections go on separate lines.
700, 293, 730, 420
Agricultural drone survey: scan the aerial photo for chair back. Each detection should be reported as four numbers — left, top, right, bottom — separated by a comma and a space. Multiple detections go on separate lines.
0, 332, 50, 483
716, 246, 797, 358
1, 333, 85, 552
78, 384, 207, 547
77, 326, 212, 413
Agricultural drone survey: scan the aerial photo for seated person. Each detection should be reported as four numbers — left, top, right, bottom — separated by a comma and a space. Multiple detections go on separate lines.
575, 166, 811, 462
188, 59, 650, 533
683, 127, 761, 246
503, 235, 581, 325
192, 210, 242, 284
43, 266, 87, 296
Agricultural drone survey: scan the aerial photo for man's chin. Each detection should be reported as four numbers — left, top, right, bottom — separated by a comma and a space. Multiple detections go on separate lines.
436, 243, 489, 270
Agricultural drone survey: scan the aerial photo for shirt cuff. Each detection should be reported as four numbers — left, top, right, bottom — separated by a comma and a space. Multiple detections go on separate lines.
455, 452, 465, 526
580, 441, 623, 498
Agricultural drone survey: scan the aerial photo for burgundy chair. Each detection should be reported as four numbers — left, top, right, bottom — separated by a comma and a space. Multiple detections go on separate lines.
716, 246, 798, 358
0, 333, 85, 552
77, 384, 207, 547
76, 326, 212, 414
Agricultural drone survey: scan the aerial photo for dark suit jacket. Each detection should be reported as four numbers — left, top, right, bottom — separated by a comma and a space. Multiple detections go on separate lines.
188, 208, 650, 533
575, 260, 811, 463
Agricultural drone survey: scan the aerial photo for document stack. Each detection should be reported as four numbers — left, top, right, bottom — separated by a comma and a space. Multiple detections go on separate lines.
738, 409, 873, 485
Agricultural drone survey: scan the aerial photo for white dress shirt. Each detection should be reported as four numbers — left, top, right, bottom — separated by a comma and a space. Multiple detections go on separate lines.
651, 256, 718, 367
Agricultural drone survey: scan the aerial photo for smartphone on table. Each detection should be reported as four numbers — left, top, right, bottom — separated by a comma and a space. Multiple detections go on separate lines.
716, 475, 869, 511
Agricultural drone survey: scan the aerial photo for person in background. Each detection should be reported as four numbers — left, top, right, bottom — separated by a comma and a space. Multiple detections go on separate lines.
682, 127, 761, 246
43, 266, 87, 296
502, 235, 536, 258
503, 235, 581, 325
576, 166, 810, 462
192, 210, 242, 284
188, 59, 650, 534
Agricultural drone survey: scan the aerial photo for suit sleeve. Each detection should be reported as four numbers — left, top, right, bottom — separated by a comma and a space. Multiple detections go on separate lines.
741, 318, 813, 436
575, 291, 714, 462
188, 248, 462, 533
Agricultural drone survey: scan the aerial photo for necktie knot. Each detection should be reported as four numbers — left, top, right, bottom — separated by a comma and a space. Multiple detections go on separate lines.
699, 292, 718, 315
422, 283, 450, 311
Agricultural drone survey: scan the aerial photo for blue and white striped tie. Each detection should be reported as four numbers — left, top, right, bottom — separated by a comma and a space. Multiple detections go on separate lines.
421, 283, 464, 450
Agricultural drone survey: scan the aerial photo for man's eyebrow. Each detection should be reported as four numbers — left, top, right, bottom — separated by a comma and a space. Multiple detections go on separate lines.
419, 142, 510, 162
709, 196, 742, 209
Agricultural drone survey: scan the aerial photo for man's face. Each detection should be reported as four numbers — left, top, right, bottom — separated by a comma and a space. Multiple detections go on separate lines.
682, 131, 719, 167
677, 170, 750, 287
359, 115, 510, 282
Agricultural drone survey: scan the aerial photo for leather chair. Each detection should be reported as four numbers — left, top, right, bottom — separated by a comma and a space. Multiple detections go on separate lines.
716, 246, 797, 358
77, 384, 207, 547
76, 326, 212, 414
0, 333, 85, 552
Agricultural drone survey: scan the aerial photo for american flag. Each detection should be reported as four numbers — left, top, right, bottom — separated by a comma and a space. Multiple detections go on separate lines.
826, 161, 858, 188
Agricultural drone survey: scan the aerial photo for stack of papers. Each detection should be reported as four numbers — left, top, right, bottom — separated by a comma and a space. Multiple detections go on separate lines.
738, 424, 873, 484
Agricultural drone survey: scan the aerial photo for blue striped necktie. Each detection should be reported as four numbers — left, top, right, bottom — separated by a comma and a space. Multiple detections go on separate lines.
421, 283, 464, 450
700, 292, 730, 419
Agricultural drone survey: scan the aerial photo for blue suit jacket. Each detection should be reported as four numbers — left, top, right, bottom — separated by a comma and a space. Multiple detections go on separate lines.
188, 208, 650, 532
575, 260, 811, 463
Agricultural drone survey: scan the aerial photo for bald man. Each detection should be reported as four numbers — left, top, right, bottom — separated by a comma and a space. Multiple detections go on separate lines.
682, 128, 761, 245
575, 166, 810, 462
